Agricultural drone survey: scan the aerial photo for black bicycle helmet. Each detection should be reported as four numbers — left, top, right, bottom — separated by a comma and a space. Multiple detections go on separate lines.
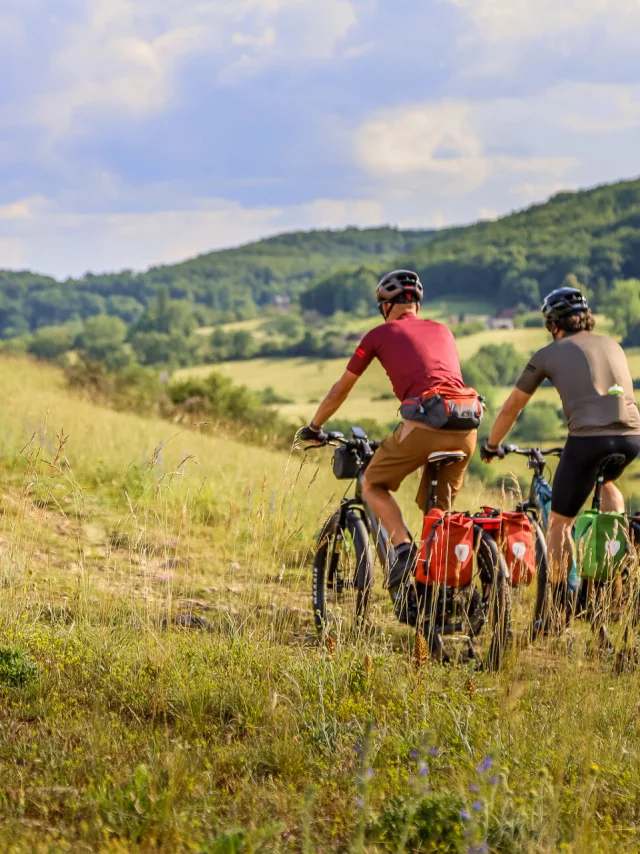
541, 287, 589, 323
376, 270, 423, 305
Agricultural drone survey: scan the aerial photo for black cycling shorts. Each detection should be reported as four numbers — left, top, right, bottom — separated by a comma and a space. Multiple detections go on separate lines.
551, 434, 640, 518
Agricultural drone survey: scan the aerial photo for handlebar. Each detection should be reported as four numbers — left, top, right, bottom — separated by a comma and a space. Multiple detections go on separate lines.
502, 444, 564, 457
303, 431, 381, 453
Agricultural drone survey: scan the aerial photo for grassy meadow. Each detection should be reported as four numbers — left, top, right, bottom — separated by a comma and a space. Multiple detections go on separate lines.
1, 355, 640, 851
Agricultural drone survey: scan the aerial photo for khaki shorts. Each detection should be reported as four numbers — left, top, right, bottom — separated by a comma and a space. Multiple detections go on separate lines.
364, 421, 477, 511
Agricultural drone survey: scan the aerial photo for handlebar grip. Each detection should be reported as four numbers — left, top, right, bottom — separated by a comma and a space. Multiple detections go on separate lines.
503, 444, 518, 454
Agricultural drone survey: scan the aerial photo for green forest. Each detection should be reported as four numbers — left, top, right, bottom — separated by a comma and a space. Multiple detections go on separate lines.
2, 177, 640, 371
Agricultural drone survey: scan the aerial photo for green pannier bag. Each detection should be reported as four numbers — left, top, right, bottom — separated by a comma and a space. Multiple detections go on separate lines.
575, 510, 629, 581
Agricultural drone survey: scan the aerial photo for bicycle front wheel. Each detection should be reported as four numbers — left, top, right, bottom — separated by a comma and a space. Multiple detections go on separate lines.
312, 508, 374, 637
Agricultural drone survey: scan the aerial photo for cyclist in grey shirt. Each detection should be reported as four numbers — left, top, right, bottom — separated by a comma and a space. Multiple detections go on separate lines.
480, 287, 640, 623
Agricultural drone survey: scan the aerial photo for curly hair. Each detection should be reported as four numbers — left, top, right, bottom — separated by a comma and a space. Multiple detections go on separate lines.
546, 309, 596, 334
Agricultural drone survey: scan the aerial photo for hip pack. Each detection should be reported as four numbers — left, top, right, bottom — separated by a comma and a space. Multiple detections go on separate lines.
400, 384, 484, 431
416, 508, 475, 587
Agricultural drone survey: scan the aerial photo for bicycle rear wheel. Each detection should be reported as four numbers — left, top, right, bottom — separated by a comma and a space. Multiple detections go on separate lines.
312, 508, 374, 637
477, 529, 511, 671
418, 529, 511, 670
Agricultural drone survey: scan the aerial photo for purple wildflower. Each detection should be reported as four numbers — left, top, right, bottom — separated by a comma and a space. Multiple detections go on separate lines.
356, 796, 364, 808
460, 809, 470, 821
409, 749, 419, 761
418, 760, 428, 776
469, 783, 479, 793
489, 776, 499, 785
481, 757, 493, 771
429, 747, 438, 757
473, 801, 483, 811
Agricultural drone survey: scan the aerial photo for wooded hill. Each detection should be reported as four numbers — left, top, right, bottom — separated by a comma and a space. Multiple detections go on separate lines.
1, 176, 640, 340
0, 228, 434, 338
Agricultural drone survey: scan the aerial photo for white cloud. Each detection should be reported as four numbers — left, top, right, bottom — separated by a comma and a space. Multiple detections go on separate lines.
232, 27, 277, 48
7, 0, 361, 137
357, 101, 491, 195
355, 92, 581, 199
556, 83, 640, 133
219, 0, 358, 83
444, 0, 640, 42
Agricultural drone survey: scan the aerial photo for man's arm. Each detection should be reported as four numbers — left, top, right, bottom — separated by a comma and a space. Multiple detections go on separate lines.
483, 387, 532, 460
311, 370, 360, 428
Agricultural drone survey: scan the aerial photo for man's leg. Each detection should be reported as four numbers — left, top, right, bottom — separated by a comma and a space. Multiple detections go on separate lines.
362, 481, 410, 547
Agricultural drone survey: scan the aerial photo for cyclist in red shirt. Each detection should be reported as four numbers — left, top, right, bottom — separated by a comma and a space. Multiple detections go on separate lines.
300, 271, 478, 618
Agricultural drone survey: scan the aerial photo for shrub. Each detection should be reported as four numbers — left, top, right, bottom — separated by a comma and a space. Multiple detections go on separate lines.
65, 360, 167, 414
513, 402, 565, 442
372, 792, 467, 853
0, 647, 37, 687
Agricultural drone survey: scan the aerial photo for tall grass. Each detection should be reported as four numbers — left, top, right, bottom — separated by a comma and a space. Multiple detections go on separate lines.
0, 356, 639, 852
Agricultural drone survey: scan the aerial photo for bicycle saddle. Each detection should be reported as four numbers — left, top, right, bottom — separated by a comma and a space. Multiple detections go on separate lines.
598, 453, 628, 476
428, 450, 467, 467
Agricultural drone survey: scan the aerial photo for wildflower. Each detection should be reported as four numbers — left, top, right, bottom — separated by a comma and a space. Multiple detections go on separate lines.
481, 757, 493, 771
460, 809, 470, 821
489, 776, 499, 785
354, 743, 363, 757
473, 801, 483, 811
469, 783, 479, 793
409, 749, 418, 761
418, 760, 428, 776
356, 797, 364, 808
429, 747, 438, 757
365, 768, 375, 780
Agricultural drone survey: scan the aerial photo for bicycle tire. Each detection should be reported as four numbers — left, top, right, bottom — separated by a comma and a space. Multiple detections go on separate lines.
477, 529, 511, 671
418, 529, 511, 670
312, 509, 374, 636
532, 517, 550, 624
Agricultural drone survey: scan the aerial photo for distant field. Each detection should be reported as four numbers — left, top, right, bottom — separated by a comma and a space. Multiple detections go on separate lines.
179, 324, 553, 424
180, 319, 636, 429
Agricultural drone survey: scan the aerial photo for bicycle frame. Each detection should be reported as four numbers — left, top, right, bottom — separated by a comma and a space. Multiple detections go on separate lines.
331, 471, 397, 576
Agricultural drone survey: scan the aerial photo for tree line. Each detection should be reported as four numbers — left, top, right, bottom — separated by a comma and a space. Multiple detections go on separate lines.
1, 178, 640, 367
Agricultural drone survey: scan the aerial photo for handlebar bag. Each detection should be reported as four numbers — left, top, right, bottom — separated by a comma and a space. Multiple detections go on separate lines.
416, 508, 474, 587
575, 510, 629, 581
400, 384, 484, 431
332, 446, 360, 480
501, 512, 536, 585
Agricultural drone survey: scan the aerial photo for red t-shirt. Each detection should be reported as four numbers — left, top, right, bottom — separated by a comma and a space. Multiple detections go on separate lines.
346, 314, 465, 401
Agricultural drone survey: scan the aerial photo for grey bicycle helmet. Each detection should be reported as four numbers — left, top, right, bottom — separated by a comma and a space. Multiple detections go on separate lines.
541, 287, 589, 322
376, 270, 423, 305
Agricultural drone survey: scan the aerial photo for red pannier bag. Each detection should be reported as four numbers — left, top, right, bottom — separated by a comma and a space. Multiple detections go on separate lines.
475, 507, 536, 586
416, 508, 475, 587
501, 511, 536, 585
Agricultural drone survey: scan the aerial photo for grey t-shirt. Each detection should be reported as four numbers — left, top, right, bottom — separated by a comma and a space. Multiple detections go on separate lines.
516, 331, 640, 437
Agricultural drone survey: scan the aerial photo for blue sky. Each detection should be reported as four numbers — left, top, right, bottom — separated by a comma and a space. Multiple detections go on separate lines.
1, 0, 640, 278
